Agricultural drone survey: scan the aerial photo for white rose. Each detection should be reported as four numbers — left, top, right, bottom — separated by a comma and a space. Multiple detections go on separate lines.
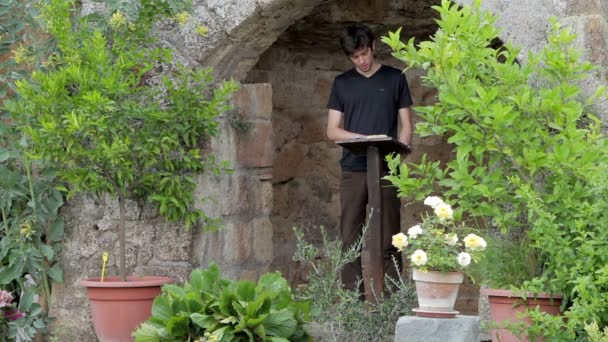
445, 233, 458, 246
392, 233, 408, 252
457, 252, 472, 267
423, 196, 444, 209
434, 203, 454, 221
407, 225, 423, 239
411, 249, 428, 267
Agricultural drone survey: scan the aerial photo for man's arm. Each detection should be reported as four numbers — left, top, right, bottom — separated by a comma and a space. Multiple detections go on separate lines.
398, 107, 413, 145
326, 109, 366, 141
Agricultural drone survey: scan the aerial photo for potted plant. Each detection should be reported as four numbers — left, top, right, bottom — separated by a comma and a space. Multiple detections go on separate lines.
5, 0, 237, 340
392, 196, 487, 318
383, 0, 608, 339
474, 233, 561, 342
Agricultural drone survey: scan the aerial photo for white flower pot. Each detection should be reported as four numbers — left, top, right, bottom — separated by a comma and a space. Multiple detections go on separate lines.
412, 268, 464, 318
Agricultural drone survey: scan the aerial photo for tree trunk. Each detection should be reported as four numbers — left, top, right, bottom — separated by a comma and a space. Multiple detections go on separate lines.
117, 192, 127, 282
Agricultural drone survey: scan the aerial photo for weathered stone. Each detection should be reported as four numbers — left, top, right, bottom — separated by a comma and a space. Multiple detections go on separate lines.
274, 113, 303, 148
236, 119, 274, 168
273, 142, 306, 183
234, 83, 273, 119
155, 223, 192, 262
394, 315, 481, 342
222, 221, 253, 263
252, 216, 274, 264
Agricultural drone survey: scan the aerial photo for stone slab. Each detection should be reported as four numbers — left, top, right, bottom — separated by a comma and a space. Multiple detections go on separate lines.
394, 315, 481, 342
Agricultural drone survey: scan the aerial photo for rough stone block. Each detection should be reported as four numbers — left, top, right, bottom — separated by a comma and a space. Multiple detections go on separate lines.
273, 142, 306, 183
236, 119, 274, 168
394, 315, 481, 342
233, 83, 273, 120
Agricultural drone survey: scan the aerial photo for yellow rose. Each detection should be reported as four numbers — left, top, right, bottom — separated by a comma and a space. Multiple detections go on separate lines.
463, 234, 487, 251
434, 202, 453, 221
392, 233, 408, 252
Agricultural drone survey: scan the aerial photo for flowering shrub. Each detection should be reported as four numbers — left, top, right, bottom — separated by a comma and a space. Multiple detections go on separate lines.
392, 196, 486, 273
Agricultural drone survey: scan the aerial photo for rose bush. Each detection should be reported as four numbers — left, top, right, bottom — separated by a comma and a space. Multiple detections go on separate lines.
392, 196, 486, 273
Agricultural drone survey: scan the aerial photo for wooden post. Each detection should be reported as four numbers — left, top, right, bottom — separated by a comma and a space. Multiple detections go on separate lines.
364, 145, 384, 300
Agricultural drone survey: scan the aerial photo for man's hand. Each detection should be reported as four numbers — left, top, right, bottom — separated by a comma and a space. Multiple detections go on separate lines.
326, 109, 366, 141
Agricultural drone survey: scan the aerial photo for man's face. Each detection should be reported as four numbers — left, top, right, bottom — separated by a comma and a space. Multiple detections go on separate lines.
349, 46, 374, 73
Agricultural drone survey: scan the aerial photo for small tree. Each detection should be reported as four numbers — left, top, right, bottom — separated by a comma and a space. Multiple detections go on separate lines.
5, 0, 237, 281
383, 0, 608, 338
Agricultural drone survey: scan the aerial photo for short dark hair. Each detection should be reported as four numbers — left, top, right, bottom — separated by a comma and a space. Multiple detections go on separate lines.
339, 23, 375, 56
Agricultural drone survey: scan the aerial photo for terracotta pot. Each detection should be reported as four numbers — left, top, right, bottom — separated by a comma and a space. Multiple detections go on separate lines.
80, 276, 173, 342
412, 269, 464, 318
482, 288, 562, 342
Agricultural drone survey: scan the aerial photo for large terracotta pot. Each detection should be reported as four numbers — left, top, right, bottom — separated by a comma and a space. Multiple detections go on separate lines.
80, 276, 173, 342
482, 288, 562, 342
412, 269, 464, 318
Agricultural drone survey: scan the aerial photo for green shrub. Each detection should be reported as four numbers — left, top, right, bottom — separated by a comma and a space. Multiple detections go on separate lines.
383, 0, 608, 338
133, 264, 312, 342
293, 226, 417, 341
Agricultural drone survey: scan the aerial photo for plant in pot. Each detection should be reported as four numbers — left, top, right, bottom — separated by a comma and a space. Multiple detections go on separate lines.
383, 0, 608, 339
5, 0, 237, 341
471, 231, 561, 342
391, 196, 487, 318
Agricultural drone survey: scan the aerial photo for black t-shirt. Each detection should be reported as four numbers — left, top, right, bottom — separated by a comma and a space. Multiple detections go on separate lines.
327, 65, 413, 171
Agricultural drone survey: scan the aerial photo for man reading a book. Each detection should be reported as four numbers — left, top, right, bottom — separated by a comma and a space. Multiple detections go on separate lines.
326, 23, 413, 294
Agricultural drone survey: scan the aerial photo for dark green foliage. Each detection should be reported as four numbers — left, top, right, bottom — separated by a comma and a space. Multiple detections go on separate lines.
133, 264, 312, 342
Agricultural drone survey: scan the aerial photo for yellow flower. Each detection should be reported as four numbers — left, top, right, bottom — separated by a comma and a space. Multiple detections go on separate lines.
463, 234, 487, 251
110, 10, 126, 30
392, 233, 408, 252
175, 11, 189, 26
411, 249, 428, 267
196, 25, 209, 37
434, 202, 453, 221
20, 222, 34, 238
12, 44, 30, 65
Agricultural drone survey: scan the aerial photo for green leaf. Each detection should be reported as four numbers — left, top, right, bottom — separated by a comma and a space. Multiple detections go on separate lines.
40, 244, 54, 260
133, 322, 161, 342
0, 262, 24, 285
190, 313, 215, 329
48, 220, 64, 242
151, 296, 173, 322
48, 264, 63, 282
165, 315, 189, 336
263, 309, 297, 337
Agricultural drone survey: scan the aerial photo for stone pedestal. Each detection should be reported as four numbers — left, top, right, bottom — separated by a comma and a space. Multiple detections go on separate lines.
394, 315, 481, 342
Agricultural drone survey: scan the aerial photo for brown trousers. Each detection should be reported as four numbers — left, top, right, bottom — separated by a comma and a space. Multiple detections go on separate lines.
339, 170, 402, 294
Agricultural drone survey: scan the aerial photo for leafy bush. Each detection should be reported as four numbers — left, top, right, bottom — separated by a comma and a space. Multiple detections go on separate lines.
0, 122, 64, 341
133, 264, 312, 342
383, 0, 608, 338
293, 226, 417, 341
5, 0, 237, 280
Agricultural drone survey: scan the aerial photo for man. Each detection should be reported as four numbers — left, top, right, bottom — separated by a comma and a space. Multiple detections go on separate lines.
326, 23, 413, 293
